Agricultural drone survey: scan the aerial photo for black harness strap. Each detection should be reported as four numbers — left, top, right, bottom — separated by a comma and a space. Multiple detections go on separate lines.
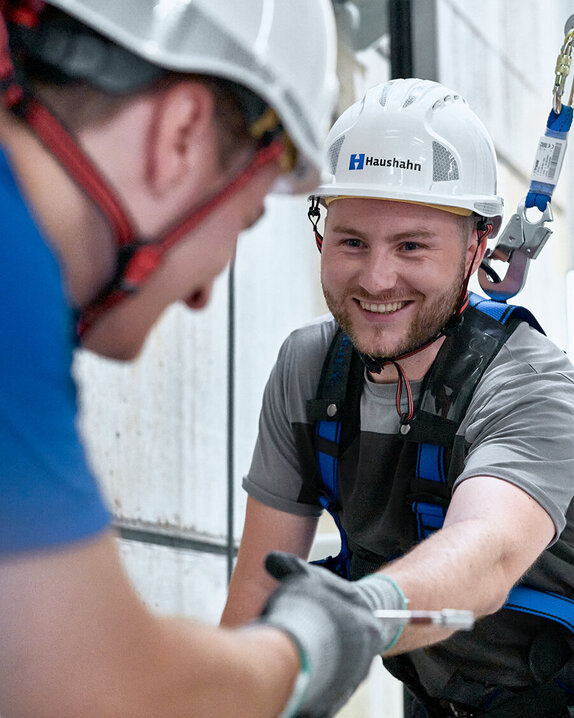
404, 297, 537, 541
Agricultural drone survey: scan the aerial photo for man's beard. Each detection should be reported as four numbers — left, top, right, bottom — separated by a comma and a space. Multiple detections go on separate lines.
322, 263, 466, 360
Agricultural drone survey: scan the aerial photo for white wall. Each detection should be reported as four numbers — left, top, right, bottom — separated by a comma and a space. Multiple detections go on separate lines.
75, 3, 574, 716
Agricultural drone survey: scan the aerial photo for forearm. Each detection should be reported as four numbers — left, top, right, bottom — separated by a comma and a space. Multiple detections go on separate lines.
221, 562, 278, 627
382, 519, 509, 653
3, 618, 298, 718
221, 498, 319, 628
148, 618, 299, 718
0, 532, 299, 718
377, 476, 555, 655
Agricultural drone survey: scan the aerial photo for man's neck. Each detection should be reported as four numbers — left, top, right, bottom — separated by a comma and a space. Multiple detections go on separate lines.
367, 334, 447, 385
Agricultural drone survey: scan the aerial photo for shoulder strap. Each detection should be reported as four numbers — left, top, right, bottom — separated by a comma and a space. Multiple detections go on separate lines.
468, 292, 545, 334
406, 292, 540, 445
306, 328, 362, 579
408, 293, 533, 539
306, 328, 363, 501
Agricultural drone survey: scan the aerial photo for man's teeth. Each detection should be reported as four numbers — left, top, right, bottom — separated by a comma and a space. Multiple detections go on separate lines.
360, 301, 406, 314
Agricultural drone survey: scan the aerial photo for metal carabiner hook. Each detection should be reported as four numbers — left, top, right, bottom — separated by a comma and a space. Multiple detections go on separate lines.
553, 16, 574, 114
478, 200, 553, 301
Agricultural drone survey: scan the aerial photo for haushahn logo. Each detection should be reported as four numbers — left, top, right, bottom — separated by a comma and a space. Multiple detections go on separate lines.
348, 153, 421, 172
349, 153, 365, 170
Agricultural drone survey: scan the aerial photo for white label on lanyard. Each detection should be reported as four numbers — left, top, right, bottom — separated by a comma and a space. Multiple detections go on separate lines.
530, 136, 567, 183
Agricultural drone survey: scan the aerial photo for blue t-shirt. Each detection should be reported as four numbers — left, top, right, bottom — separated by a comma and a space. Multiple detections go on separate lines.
0, 147, 111, 555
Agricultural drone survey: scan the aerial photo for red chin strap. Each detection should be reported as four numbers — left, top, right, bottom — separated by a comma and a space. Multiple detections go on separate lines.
0, 2, 284, 339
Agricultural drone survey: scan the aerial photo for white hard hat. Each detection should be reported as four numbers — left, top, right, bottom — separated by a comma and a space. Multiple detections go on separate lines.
314, 78, 504, 235
44, 0, 339, 193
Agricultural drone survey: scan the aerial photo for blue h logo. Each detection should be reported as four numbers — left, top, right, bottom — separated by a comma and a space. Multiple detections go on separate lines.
349, 153, 365, 170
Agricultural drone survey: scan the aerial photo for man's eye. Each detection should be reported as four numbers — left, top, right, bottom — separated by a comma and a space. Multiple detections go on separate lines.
403, 241, 419, 251
345, 238, 363, 248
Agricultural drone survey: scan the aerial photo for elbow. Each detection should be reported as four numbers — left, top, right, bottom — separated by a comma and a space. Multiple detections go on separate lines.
481, 560, 525, 617
482, 586, 510, 616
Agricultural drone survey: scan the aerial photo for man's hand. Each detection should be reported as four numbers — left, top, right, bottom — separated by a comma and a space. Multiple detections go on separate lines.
256, 552, 407, 717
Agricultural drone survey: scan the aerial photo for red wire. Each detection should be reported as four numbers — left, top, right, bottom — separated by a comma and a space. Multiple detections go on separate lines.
392, 360, 414, 422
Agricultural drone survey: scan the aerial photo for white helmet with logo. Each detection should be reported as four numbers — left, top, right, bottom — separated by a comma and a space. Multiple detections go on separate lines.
313, 78, 504, 235
43, 0, 339, 193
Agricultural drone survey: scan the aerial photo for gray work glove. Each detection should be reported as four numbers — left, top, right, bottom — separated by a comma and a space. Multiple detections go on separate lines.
257, 551, 407, 718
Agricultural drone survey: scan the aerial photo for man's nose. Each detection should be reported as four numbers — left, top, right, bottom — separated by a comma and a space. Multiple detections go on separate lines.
357, 248, 398, 295
185, 282, 213, 310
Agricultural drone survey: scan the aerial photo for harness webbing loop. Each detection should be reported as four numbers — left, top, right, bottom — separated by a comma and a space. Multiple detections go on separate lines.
525, 105, 573, 212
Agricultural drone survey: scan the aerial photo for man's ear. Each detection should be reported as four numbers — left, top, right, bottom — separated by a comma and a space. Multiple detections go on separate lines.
145, 80, 216, 196
467, 226, 489, 275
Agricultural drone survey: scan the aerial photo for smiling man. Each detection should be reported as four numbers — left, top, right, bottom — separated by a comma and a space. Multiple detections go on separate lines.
222, 79, 574, 717
321, 199, 473, 367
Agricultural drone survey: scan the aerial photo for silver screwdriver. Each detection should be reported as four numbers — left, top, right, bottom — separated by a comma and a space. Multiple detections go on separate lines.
373, 608, 474, 630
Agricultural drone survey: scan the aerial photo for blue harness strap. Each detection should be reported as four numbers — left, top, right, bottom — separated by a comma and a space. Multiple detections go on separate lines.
412, 294, 544, 541
468, 292, 545, 334
307, 331, 361, 578
412, 443, 447, 540
505, 585, 574, 632
314, 412, 352, 578
411, 293, 541, 541
310, 294, 574, 634
316, 417, 341, 501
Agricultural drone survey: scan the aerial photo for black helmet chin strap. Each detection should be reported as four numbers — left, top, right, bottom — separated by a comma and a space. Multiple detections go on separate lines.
308, 195, 323, 251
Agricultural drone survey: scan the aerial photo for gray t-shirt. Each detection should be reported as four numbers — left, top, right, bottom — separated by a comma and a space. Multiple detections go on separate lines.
244, 312, 574, 697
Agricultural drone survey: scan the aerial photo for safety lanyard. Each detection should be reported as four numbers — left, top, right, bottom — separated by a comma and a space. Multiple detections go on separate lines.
479, 14, 574, 301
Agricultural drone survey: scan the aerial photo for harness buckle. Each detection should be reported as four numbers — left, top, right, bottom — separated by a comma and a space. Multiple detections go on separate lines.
478, 199, 553, 301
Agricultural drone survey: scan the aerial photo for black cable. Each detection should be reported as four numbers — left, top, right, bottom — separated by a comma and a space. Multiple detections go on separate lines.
389, 0, 413, 79
227, 262, 236, 583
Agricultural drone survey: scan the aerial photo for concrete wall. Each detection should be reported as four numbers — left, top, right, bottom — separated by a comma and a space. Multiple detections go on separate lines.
75, 2, 574, 716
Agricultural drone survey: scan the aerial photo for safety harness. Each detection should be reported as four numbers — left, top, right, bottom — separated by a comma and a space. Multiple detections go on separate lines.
306, 292, 574, 712
0, 1, 289, 338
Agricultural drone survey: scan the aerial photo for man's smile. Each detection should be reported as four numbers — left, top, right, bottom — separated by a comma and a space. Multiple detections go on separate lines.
358, 300, 409, 314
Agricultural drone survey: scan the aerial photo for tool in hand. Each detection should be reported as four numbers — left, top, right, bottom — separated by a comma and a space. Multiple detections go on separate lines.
373, 608, 475, 630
